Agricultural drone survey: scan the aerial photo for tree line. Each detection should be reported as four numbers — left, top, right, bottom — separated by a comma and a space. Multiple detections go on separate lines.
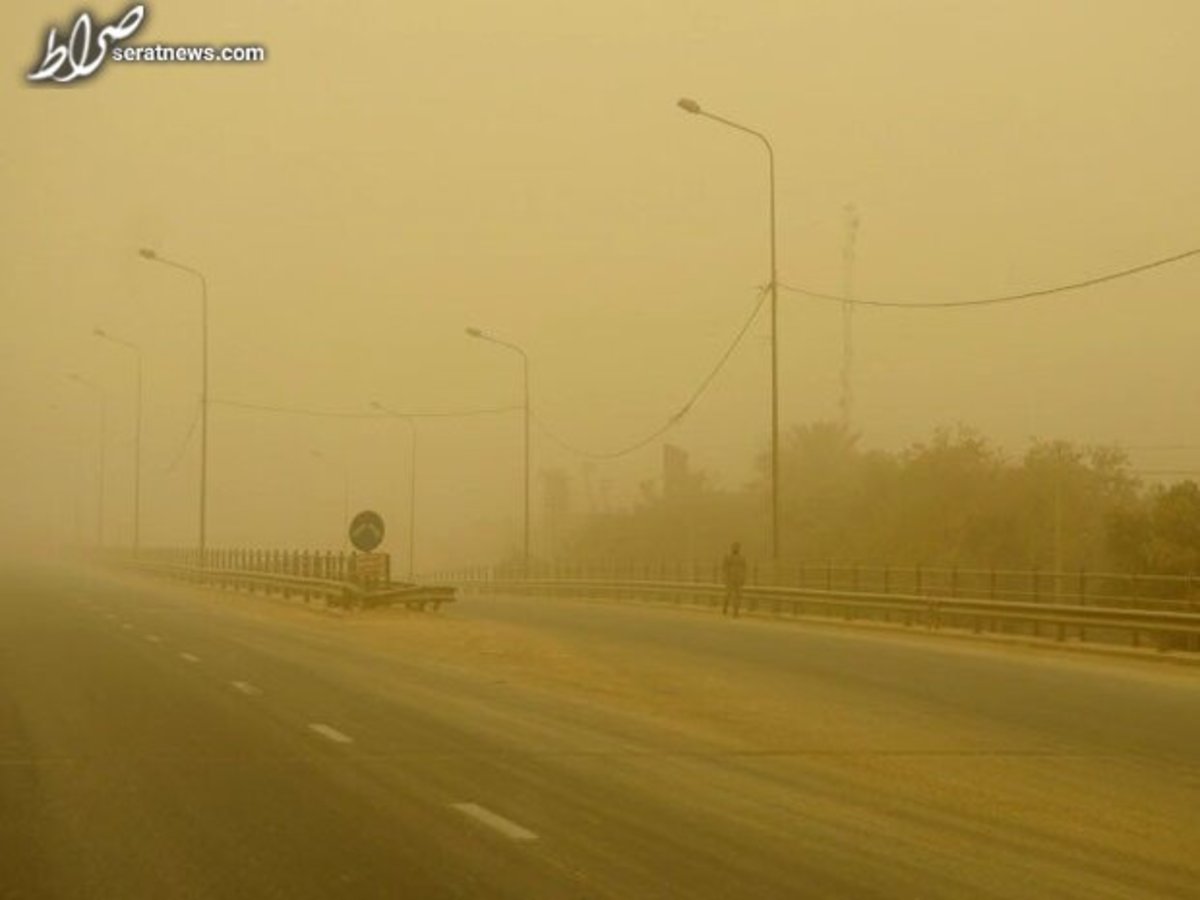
558, 422, 1200, 576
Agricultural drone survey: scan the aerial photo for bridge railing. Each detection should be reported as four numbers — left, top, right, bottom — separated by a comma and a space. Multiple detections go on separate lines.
104, 548, 454, 611
430, 560, 1198, 612
426, 562, 1200, 654
128, 547, 388, 583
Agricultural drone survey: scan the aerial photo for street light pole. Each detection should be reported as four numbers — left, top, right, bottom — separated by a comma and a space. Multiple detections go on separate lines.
465, 327, 530, 574
677, 97, 781, 561
138, 247, 209, 563
69, 374, 107, 547
94, 328, 143, 554
371, 401, 418, 580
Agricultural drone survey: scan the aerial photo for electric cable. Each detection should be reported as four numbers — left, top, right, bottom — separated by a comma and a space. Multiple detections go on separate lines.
533, 286, 770, 459
779, 244, 1200, 309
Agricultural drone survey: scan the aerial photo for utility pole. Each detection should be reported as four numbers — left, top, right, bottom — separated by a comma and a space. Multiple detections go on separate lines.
138, 248, 209, 563
465, 327, 531, 574
1054, 445, 1064, 601
839, 204, 859, 430
371, 401, 419, 580
678, 97, 781, 560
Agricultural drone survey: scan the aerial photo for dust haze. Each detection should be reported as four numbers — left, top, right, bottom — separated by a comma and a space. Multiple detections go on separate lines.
2, 0, 1198, 574
3, 5, 1200, 897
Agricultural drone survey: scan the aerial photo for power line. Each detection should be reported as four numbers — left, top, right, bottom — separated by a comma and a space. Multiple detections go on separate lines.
532, 410, 678, 460
211, 398, 520, 420
533, 286, 770, 460
163, 400, 201, 474
779, 244, 1200, 309
174, 283, 766, 462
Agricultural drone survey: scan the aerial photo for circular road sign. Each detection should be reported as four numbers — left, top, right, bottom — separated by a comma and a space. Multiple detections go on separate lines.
348, 510, 385, 552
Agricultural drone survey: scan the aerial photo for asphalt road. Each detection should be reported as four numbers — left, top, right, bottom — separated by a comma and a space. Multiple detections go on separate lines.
2, 563, 1197, 899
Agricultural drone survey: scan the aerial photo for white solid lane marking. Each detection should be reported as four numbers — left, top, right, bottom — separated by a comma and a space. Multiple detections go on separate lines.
451, 803, 539, 842
144, 634, 162, 643
308, 723, 354, 744
230, 681, 262, 696
179, 652, 200, 663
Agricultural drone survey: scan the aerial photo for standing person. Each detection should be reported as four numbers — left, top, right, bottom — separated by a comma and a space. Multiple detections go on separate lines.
722, 541, 747, 617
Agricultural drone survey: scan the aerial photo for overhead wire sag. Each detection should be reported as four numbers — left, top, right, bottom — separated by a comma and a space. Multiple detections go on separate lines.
779, 244, 1200, 309
533, 285, 770, 460
162, 400, 201, 474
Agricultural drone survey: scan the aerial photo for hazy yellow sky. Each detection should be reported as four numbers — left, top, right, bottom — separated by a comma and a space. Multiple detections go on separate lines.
2, 1, 1198, 562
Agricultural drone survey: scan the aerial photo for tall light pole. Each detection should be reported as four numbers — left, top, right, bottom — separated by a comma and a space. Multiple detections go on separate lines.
68, 373, 106, 547
310, 449, 349, 549
371, 401, 418, 580
94, 328, 143, 554
840, 204, 859, 430
138, 247, 209, 562
465, 326, 530, 574
677, 97, 781, 561
1053, 444, 1067, 601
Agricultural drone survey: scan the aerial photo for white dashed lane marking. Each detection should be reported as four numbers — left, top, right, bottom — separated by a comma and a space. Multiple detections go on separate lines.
179, 652, 200, 663
121, 624, 134, 630
451, 803, 539, 842
144, 634, 162, 644
230, 681, 262, 696
308, 723, 354, 744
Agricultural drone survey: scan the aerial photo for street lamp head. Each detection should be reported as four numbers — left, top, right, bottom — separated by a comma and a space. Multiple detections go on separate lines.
677, 97, 702, 114
465, 327, 484, 339
93, 327, 107, 338
138, 248, 157, 260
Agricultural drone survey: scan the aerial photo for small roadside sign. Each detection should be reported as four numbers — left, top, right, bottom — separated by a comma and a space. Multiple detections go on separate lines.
353, 552, 389, 584
349, 510, 385, 552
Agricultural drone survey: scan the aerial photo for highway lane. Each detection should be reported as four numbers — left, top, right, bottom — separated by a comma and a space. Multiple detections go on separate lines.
460, 589, 1200, 766
47, 572, 857, 897
2, 563, 1198, 898
0, 568, 556, 899
1, 566, 874, 898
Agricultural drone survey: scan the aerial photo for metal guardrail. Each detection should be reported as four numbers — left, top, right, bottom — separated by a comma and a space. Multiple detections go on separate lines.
458, 577, 1200, 654
128, 547, 384, 584
440, 561, 1200, 613
113, 557, 456, 611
